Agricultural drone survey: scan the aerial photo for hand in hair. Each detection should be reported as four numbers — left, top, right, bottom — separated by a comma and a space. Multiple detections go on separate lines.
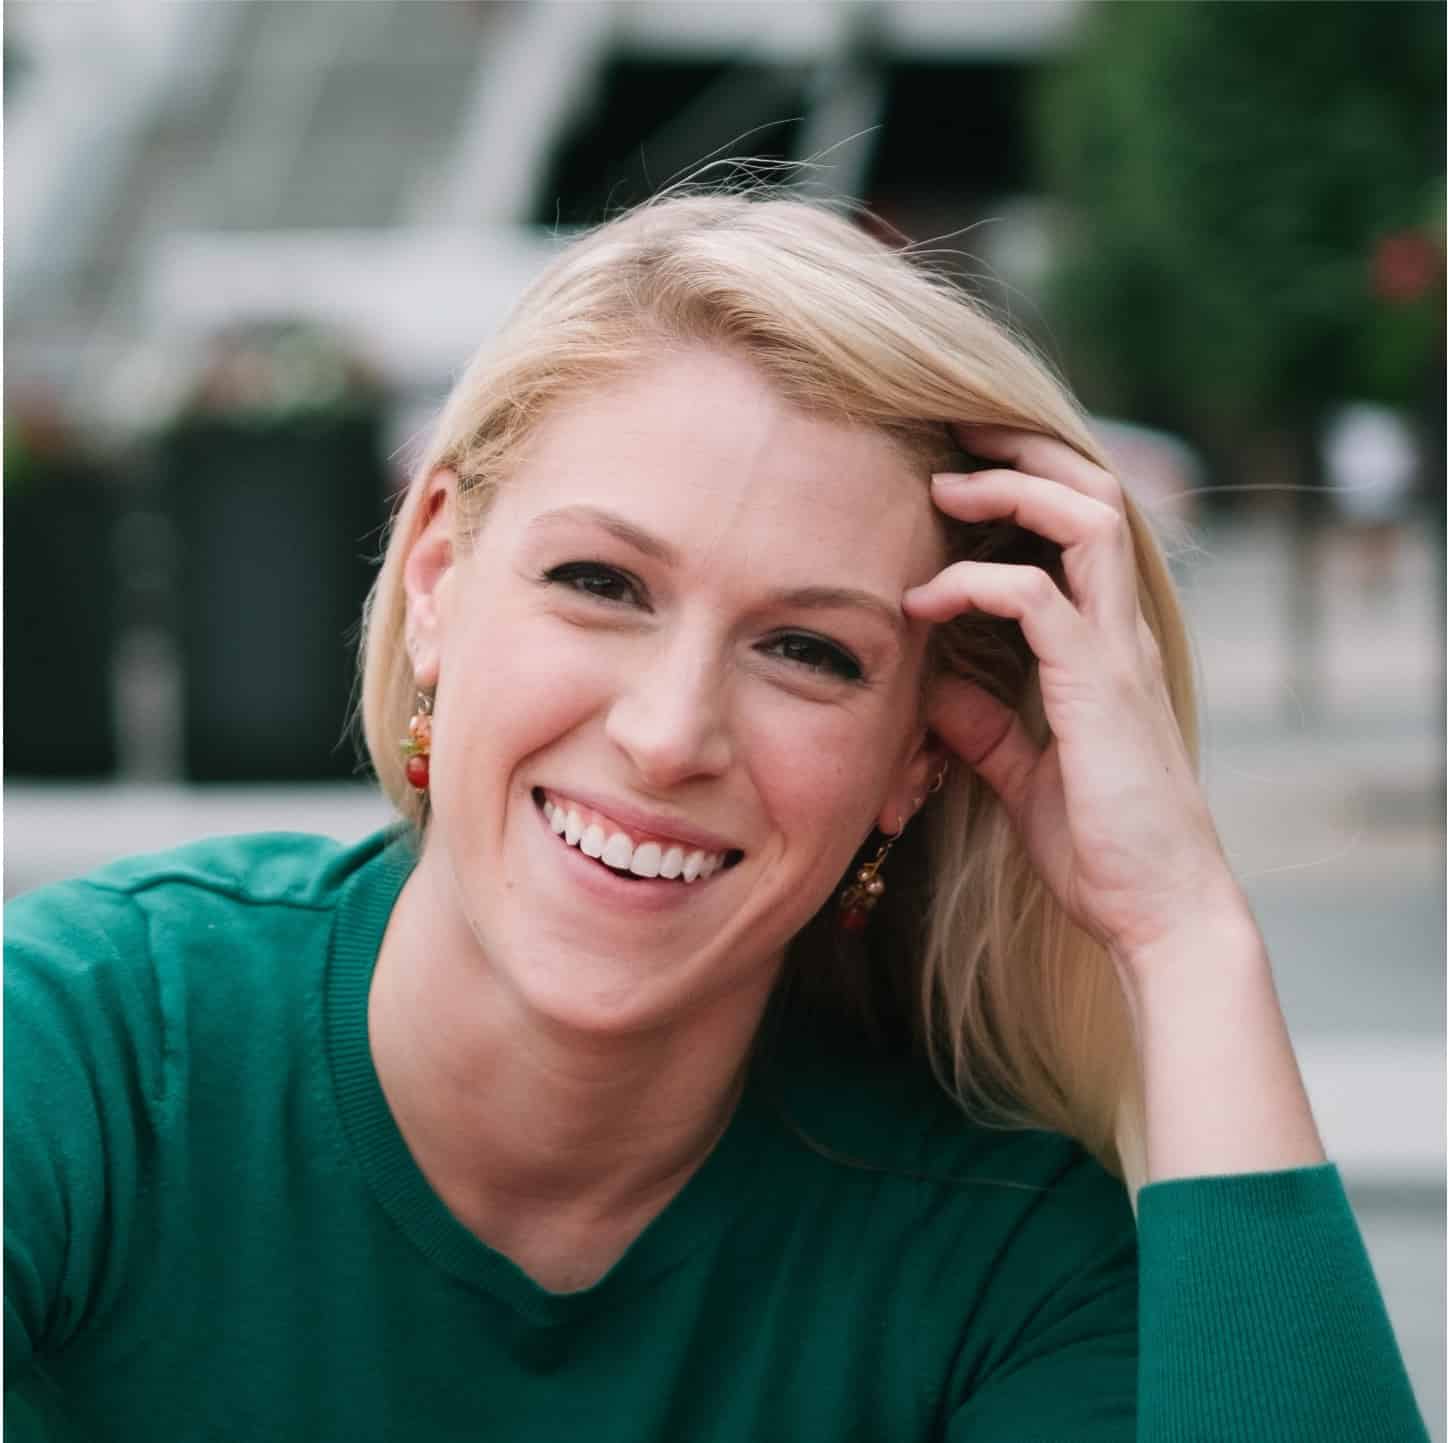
903, 424, 1249, 976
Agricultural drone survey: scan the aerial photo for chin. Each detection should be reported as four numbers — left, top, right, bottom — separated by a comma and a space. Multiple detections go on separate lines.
488, 907, 779, 1045
514, 956, 705, 1040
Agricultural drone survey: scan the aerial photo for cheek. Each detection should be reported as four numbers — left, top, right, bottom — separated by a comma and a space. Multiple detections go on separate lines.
741, 701, 895, 879
432, 611, 612, 794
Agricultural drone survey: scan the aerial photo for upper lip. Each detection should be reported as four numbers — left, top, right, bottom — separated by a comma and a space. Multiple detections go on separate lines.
538, 785, 742, 856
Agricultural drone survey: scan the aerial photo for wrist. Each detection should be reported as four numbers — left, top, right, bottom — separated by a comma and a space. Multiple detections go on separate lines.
1110, 881, 1262, 996
1114, 906, 1328, 1182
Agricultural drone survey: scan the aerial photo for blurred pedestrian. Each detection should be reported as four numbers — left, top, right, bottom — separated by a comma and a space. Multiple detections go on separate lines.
1322, 401, 1422, 600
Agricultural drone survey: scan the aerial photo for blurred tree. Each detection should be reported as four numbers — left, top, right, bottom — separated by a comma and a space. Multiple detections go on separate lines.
1037, 0, 1444, 724
1037, 0, 1443, 444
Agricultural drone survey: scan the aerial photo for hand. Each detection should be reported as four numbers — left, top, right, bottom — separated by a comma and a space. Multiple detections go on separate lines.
903, 425, 1251, 975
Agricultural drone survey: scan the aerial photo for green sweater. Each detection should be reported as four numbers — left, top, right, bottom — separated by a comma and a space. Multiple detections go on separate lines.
4, 829, 1427, 1442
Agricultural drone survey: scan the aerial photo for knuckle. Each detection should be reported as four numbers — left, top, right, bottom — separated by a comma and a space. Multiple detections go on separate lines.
1087, 457, 1126, 502
1094, 503, 1128, 542
1018, 566, 1058, 606
1100, 474, 1127, 509
1115, 652, 1147, 692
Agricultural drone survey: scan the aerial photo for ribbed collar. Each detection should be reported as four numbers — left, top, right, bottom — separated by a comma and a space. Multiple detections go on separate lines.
324, 828, 782, 1326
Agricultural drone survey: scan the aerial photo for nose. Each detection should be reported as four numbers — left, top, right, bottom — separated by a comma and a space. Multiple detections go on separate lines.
603, 631, 733, 788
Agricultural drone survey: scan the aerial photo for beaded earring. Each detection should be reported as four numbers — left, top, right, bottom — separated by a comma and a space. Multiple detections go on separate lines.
401, 692, 432, 792
837, 767, 947, 932
838, 823, 903, 932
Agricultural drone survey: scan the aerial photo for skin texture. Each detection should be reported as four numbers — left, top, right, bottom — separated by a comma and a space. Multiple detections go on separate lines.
371, 348, 947, 1289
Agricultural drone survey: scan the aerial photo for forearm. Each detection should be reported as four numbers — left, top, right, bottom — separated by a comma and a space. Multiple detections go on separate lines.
1117, 904, 1328, 1185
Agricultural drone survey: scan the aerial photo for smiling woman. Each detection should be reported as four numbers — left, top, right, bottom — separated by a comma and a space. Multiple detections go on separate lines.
382, 348, 947, 1067
4, 192, 1429, 1442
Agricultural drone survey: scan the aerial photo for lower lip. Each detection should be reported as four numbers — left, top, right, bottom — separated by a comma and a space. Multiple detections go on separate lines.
533, 802, 729, 912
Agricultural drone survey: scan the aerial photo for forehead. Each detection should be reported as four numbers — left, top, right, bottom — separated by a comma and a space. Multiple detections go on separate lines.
488, 349, 945, 588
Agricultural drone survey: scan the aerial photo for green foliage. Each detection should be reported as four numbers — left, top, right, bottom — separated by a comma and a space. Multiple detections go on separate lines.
1037, 0, 1444, 432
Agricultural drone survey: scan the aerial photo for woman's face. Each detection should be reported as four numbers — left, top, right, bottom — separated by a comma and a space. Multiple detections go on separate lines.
405, 347, 946, 1036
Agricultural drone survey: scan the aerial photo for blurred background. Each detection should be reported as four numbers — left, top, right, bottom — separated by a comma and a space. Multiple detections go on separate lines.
4, 0, 1444, 1428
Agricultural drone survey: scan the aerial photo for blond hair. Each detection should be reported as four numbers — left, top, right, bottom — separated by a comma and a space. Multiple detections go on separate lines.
359, 191, 1198, 1203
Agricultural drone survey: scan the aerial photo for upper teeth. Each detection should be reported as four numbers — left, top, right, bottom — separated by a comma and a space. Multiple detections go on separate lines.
541, 797, 727, 882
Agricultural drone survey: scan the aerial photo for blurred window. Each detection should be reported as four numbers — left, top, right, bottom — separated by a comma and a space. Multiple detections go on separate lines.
537, 56, 806, 227
869, 61, 1033, 213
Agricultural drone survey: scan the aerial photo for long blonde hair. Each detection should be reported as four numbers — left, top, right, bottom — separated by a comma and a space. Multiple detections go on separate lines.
359, 190, 1197, 1203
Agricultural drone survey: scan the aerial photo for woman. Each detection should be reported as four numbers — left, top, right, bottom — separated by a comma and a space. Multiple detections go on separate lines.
6, 193, 1428, 1441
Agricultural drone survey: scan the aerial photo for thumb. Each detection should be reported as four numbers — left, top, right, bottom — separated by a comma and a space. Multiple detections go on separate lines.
927, 676, 1039, 823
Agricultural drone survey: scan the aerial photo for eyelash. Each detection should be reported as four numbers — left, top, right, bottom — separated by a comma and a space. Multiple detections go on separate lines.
542, 561, 642, 606
540, 561, 865, 684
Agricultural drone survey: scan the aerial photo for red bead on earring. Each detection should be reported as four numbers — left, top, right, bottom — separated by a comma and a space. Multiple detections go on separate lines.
837, 770, 946, 933
838, 826, 898, 932
401, 693, 433, 793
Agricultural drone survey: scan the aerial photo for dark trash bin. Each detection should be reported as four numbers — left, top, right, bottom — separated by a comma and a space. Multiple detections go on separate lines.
4, 414, 119, 778
159, 326, 389, 783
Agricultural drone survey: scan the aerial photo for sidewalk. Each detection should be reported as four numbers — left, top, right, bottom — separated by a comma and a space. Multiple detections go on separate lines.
1177, 514, 1444, 1440
1176, 517, 1443, 1185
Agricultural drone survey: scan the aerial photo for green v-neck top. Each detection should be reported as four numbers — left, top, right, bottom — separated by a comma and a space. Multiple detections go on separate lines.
324, 829, 783, 1327
4, 828, 1429, 1441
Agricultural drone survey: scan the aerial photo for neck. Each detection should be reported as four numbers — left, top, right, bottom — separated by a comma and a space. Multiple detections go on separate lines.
369, 849, 769, 1233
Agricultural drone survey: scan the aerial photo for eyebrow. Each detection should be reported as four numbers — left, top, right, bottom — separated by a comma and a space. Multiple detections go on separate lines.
527, 504, 906, 636
529, 505, 678, 565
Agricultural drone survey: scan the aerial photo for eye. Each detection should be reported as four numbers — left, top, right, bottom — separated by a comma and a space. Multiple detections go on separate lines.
761, 632, 864, 683
542, 561, 649, 609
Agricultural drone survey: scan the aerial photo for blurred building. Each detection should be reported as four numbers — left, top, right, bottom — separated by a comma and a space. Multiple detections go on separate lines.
5, 0, 1095, 787
5, 0, 1084, 448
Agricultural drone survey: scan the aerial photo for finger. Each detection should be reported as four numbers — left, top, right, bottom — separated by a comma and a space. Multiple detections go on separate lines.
904, 560, 1089, 673
951, 424, 1124, 513
926, 675, 1038, 825
931, 469, 1137, 631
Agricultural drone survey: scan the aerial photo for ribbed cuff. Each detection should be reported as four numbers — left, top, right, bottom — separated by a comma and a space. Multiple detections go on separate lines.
1136, 1165, 1429, 1442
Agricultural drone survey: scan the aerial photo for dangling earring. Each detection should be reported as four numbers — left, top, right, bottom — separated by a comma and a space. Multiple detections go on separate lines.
838, 820, 904, 932
401, 691, 432, 792
837, 767, 947, 932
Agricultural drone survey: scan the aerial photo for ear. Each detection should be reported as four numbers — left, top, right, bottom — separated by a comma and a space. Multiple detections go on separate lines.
876, 725, 951, 838
401, 469, 460, 691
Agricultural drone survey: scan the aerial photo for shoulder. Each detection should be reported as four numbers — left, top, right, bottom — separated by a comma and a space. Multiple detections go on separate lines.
7, 826, 404, 949
5, 826, 408, 1050
758, 1017, 1134, 1243
53, 827, 400, 910
745, 1023, 1137, 1410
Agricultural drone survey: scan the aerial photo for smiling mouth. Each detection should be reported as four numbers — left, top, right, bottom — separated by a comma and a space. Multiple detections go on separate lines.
531, 788, 743, 883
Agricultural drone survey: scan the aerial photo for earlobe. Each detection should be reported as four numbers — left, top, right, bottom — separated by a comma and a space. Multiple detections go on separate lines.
402, 470, 459, 690
876, 729, 951, 837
